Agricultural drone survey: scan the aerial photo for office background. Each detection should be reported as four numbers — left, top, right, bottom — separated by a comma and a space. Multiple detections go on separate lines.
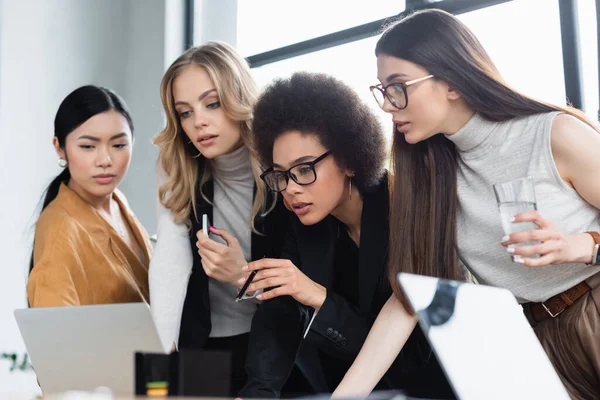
0, 0, 597, 395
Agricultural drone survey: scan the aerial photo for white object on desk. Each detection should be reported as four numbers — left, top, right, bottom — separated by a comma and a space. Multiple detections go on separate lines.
397, 273, 570, 400
14, 303, 166, 396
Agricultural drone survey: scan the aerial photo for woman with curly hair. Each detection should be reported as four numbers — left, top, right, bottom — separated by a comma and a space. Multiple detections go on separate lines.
149, 42, 292, 396
238, 72, 453, 399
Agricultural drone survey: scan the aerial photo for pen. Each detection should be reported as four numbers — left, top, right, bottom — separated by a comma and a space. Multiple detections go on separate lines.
235, 255, 264, 302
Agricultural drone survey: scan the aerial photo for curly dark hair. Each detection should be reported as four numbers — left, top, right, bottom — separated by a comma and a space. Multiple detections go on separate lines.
252, 72, 387, 193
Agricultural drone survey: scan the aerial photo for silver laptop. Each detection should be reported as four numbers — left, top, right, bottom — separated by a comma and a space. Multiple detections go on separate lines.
397, 273, 570, 400
14, 302, 166, 396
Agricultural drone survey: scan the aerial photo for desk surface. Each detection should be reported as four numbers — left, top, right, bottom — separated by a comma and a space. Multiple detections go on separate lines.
5, 396, 226, 400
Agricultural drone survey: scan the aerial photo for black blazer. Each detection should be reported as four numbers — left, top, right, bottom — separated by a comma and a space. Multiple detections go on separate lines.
177, 177, 290, 349
240, 174, 452, 398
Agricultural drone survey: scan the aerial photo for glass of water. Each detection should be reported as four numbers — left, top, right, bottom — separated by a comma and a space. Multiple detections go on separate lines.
493, 176, 539, 262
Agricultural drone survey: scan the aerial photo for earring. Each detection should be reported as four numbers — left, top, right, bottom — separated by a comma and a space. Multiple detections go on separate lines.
58, 158, 68, 168
349, 175, 354, 200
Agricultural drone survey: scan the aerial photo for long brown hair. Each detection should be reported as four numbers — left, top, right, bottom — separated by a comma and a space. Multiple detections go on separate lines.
153, 41, 274, 231
379, 9, 600, 308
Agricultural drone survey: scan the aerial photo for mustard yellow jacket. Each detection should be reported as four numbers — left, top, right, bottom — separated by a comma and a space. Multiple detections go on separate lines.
28, 183, 151, 307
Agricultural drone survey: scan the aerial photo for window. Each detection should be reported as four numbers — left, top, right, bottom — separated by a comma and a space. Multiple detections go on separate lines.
578, 0, 599, 121
236, 0, 405, 56
458, 0, 566, 106
249, 0, 583, 140
250, 35, 393, 142
196, 0, 599, 125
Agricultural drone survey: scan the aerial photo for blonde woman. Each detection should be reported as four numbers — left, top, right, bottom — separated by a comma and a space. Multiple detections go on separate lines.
149, 42, 292, 395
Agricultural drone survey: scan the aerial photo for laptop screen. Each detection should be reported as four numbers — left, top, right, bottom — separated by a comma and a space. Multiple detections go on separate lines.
14, 303, 166, 395
397, 273, 569, 400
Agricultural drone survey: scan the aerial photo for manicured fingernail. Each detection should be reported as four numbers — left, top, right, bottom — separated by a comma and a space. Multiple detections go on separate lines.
510, 217, 516, 222
506, 247, 515, 254
256, 294, 263, 300
210, 225, 215, 229
502, 236, 510, 242
238, 277, 245, 284
242, 265, 248, 271
514, 258, 525, 264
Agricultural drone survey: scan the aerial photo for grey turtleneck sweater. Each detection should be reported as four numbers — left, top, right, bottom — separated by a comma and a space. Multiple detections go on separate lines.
150, 145, 257, 350
208, 145, 257, 337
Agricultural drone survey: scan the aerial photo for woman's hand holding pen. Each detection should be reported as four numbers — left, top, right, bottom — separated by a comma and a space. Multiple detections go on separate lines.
238, 258, 327, 311
196, 227, 247, 286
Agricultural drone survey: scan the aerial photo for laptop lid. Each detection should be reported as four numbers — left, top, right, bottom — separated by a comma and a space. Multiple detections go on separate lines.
14, 302, 166, 396
397, 273, 569, 400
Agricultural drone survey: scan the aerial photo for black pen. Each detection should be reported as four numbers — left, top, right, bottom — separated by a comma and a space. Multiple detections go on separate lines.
235, 270, 258, 302
235, 256, 264, 302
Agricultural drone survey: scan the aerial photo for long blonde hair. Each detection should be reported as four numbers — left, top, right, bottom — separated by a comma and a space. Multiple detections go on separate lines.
153, 41, 273, 231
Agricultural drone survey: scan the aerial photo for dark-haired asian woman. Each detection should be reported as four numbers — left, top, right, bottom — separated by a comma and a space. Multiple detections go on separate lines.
28, 85, 151, 307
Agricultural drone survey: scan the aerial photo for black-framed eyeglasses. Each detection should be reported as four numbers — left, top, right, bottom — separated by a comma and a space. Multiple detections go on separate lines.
260, 151, 332, 192
370, 75, 434, 110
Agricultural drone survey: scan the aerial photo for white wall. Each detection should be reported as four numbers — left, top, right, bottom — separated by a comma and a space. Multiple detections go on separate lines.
0, 0, 184, 394
119, 0, 170, 235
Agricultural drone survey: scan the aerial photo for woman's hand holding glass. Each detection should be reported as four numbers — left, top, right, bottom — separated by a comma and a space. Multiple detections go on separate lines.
501, 210, 594, 267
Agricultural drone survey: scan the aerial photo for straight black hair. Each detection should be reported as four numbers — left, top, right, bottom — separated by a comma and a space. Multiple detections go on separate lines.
29, 85, 133, 274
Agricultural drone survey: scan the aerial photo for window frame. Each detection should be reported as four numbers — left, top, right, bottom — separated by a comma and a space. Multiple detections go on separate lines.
186, 0, 595, 119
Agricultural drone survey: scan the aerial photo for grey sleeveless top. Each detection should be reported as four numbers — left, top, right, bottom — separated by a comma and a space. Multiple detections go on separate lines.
445, 112, 600, 302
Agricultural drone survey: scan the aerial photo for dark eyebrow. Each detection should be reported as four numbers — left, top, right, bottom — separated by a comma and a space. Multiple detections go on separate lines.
273, 155, 317, 169
77, 132, 128, 141
384, 73, 409, 83
111, 132, 128, 140
174, 89, 217, 106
